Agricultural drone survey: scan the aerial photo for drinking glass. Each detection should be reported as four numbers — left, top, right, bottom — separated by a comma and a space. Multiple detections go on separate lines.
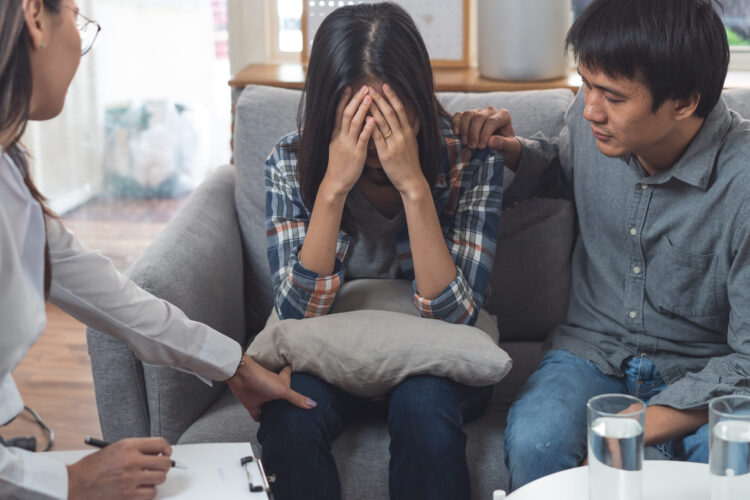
710, 395, 750, 500
587, 394, 646, 500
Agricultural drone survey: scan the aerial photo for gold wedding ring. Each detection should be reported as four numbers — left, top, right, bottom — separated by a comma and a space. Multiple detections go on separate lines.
384, 129, 393, 139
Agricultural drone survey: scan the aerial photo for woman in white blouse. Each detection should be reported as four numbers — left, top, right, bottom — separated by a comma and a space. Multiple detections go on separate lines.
0, 1, 316, 499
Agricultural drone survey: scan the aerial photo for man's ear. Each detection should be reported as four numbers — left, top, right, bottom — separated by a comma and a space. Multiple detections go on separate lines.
672, 93, 700, 121
23, 0, 47, 50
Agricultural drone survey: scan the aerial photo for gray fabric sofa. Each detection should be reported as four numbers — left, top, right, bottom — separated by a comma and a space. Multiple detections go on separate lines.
86, 86, 750, 499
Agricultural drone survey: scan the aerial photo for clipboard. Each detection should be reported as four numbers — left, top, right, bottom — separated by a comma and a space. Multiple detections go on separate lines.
44, 442, 270, 499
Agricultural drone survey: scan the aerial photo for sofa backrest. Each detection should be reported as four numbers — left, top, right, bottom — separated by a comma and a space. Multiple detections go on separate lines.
234, 85, 576, 340
725, 88, 750, 118
234, 85, 750, 341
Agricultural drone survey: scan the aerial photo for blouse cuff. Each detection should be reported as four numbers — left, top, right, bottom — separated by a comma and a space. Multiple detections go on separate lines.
288, 247, 344, 317
411, 267, 477, 324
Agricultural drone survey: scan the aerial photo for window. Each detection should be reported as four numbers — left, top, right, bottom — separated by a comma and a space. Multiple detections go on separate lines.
269, 0, 303, 60
277, 0, 303, 53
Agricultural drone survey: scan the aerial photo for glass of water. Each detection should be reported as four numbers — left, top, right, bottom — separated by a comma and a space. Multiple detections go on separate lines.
710, 395, 750, 500
587, 394, 646, 500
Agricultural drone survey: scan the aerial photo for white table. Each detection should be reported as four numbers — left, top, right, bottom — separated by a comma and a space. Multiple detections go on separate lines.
44, 442, 269, 499
501, 461, 710, 500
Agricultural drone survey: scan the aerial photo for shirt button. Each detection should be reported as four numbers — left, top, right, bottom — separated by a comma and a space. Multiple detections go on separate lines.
629, 311, 638, 319
641, 184, 649, 190
633, 266, 642, 274
630, 228, 638, 236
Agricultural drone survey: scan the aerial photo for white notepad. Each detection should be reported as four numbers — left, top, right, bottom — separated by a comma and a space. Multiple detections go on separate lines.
44, 442, 268, 499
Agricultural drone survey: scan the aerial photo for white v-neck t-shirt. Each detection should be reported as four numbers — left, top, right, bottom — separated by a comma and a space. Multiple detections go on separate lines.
0, 149, 241, 499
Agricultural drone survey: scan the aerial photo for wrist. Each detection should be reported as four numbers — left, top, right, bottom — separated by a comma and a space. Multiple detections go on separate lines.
504, 138, 522, 172
398, 176, 431, 204
319, 175, 354, 201
226, 352, 251, 384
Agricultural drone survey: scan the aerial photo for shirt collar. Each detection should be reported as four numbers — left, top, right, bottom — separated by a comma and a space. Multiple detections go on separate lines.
649, 98, 734, 190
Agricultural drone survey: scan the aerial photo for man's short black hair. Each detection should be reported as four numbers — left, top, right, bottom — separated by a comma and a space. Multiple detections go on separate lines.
566, 0, 729, 118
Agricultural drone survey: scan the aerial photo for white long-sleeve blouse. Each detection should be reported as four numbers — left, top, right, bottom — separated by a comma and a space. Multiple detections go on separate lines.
0, 149, 241, 499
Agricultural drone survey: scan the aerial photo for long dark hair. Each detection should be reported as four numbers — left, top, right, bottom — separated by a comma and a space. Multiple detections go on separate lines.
293, 2, 449, 215
1, 0, 62, 297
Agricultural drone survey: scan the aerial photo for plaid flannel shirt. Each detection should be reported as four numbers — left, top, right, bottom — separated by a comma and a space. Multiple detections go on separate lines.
265, 116, 503, 325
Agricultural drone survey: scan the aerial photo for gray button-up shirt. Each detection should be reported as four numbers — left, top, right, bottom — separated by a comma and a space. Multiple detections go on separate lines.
508, 89, 750, 409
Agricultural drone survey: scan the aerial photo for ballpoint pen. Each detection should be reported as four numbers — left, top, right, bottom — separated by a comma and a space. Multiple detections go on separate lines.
84, 436, 188, 469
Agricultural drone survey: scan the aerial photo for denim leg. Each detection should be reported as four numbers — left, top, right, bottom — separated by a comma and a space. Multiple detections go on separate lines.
387, 375, 491, 500
626, 357, 710, 464
257, 373, 372, 500
504, 349, 627, 491
656, 422, 710, 463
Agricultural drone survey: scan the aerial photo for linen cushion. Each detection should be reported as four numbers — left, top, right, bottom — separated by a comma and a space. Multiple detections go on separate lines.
248, 279, 511, 398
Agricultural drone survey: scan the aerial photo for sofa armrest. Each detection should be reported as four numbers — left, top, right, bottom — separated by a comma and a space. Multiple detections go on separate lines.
87, 164, 248, 443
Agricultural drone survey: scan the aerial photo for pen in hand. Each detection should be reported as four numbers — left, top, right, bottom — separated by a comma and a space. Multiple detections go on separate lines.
84, 436, 188, 469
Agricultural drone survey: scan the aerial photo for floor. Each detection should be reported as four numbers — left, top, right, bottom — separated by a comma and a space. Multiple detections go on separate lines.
4, 197, 184, 451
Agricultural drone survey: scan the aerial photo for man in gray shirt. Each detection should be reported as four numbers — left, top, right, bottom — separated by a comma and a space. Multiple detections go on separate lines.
454, 0, 750, 490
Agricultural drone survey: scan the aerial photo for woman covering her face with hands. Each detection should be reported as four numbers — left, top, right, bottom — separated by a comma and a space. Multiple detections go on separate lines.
260, 3, 504, 499
0, 1, 315, 499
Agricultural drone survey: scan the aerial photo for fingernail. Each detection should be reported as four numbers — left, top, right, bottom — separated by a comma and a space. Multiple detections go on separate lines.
470, 142, 477, 148
306, 398, 317, 408
360, 85, 368, 94
479, 141, 486, 148
364, 95, 371, 103
383, 83, 390, 92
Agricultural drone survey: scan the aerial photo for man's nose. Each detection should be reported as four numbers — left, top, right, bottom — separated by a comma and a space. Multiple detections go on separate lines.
583, 91, 606, 123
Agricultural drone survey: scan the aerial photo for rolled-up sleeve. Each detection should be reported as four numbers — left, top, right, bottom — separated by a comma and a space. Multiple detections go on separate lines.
504, 89, 580, 205
265, 141, 345, 320
412, 149, 503, 325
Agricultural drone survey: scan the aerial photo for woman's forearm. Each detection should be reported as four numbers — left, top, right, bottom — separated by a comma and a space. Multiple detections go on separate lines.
401, 179, 457, 299
299, 180, 347, 276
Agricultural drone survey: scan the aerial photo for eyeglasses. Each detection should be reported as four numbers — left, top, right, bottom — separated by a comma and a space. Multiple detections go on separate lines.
64, 5, 101, 56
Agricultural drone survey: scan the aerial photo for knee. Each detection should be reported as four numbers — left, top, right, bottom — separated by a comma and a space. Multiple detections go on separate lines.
259, 401, 321, 450
389, 377, 464, 455
504, 421, 561, 464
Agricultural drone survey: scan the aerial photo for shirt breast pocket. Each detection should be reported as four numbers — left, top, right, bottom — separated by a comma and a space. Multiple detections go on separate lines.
646, 237, 725, 322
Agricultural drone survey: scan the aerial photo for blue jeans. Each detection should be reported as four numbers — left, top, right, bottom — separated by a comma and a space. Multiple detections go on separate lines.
257, 372, 492, 500
504, 349, 709, 491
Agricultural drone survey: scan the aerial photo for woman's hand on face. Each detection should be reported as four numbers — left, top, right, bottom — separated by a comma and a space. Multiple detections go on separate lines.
369, 84, 426, 198
67, 438, 173, 500
322, 85, 377, 198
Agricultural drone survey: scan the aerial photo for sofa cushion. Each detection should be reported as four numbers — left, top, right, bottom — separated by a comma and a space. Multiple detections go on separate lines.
177, 340, 671, 500
491, 198, 575, 341
178, 341, 544, 499
178, 372, 514, 499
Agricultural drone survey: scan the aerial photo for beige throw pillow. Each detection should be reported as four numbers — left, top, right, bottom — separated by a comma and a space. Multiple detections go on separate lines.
248, 279, 512, 397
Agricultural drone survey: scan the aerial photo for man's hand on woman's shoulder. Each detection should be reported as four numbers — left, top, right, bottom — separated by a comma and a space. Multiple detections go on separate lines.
451, 106, 522, 171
